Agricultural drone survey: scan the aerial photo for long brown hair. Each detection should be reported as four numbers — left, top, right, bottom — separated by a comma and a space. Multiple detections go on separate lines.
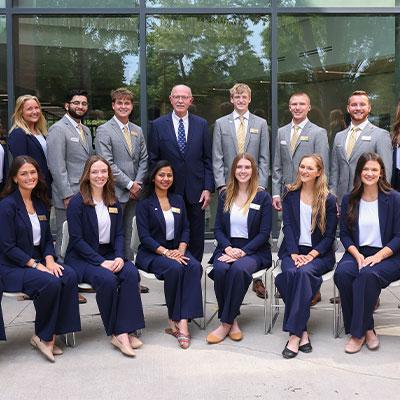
347, 152, 391, 229
79, 155, 116, 206
224, 153, 259, 213
287, 154, 329, 234
392, 99, 400, 147
0, 155, 50, 207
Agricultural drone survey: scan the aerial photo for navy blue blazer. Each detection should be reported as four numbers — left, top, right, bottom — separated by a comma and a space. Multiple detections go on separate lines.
0, 190, 55, 291
8, 127, 52, 198
0, 138, 9, 190
391, 147, 400, 191
65, 193, 124, 280
135, 193, 190, 271
278, 190, 338, 259
340, 190, 400, 253
211, 191, 272, 266
148, 113, 214, 204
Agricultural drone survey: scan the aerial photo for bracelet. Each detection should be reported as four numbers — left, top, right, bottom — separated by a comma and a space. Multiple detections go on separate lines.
162, 249, 169, 256
308, 253, 315, 259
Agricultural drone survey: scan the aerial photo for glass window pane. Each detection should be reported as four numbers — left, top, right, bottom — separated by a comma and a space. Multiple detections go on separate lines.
147, 1, 269, 7
278, 15, 397, 148
0, 1, 5, 8
0, 16, 6, 135
15, 0, 138, 8
15, 16, 140, 130
278, 0, 398, 6
147, 14, 271, 233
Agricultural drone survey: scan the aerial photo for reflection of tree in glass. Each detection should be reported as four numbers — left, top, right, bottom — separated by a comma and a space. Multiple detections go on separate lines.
146, 0, 266, 7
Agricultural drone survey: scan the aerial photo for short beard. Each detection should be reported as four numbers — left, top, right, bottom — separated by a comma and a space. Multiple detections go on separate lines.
67, 108, 87, 120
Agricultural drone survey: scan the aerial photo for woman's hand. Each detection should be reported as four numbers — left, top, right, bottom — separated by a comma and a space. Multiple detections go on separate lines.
225, 246, 245, 259
101, 260, 115, 271
291, 254, 313, 268
37, 263, 53, 275
164, 249, 190, 265
362, 254, 383, 267
45, 256, 64, 277
217, 253, 237, 263
111, 257, 124, 273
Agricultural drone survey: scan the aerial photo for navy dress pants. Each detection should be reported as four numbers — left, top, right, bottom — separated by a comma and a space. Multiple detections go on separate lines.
149, 251, 203, 321
0, 279, 6, 340
334, 246, 400, 338
275, 246, 334, 337
185, 199, 205, 263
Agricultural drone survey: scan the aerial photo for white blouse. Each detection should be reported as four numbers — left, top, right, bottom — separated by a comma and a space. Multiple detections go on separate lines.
95, 200, 111, 244
230, 203, 249, 238
29, 212, 41, 246
359, 199, 382, 248
163, 209, 175, 241
299, 201, 312, 247
35, 134, 47, 159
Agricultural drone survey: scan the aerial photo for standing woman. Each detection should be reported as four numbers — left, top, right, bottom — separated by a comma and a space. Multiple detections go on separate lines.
135, 160, 203, 349
0, 156, 81, 362
8, 95, 52, 198
275, 154, 337, 358
391, 100, 400, 190
334, 152, 400, 353
65, 155, 144, 357
206, 153, 272, 344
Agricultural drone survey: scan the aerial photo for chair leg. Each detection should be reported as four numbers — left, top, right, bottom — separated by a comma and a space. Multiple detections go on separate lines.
263, 269, 269, 334
65, 332, 76, 347
202, 267, 207, 330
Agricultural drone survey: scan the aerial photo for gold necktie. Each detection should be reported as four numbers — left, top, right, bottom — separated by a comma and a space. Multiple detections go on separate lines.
346, 127, 358, 159
237, 116, 245, 153
290, 125, 300, 155
77, 124, 86, 145
123, 126, 133, 155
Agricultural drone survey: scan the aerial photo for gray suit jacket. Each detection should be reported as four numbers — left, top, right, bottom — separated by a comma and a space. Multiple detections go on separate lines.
212, 112, 269, 189
95, 118, 148, 203
272, 120, 329, 196
330, 121, 392, 204
47, 115, 93, 209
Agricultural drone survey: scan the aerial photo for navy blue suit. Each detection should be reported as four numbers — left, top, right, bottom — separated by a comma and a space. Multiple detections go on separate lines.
391, 147, 400, 191
148, 113, 214, 261
65, 193, 144, 335
276, 190, 338, 337
0, 190, 80, 341
210, 191, 272, 324
334, 191, 400, 338
136, 193, 203, 321
8, 127, 52, 199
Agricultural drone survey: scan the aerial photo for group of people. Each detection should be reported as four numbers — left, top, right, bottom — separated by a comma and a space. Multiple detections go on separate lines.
0, 82, 399, 363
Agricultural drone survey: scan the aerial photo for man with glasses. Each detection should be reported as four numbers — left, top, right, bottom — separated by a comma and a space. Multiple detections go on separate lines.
212, 83, 270, 299
148, 84, 214, 262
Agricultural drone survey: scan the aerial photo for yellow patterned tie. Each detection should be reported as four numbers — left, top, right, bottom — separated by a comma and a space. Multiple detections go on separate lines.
346, 127, 358, 159
237, 116, 245, 153
77, 124, 86, 145
123, 126, 133, 155
290, 125, 300, 155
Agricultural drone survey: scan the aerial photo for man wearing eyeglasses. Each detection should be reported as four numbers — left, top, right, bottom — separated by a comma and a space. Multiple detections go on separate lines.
148, 84, 214, 262
47, 89, 93, 258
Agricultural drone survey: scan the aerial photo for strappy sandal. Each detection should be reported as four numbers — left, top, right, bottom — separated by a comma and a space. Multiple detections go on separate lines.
176, 332, 191, 349
164, 327, 180, 337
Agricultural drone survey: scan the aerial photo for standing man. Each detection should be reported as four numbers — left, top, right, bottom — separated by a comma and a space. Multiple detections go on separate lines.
47, 89, 93, 257
272, 92, 329, 211
212, 83, 270, 299
148, 84, 214, 262
95, 87, 148, 264
330, 90, 392, 205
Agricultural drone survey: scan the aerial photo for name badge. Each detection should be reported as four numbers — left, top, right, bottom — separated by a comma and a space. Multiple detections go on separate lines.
280, 140, 287, 145
250, 128, 259, 134
38, 215, 47, 221
171, 207, 181, 214
361, 136, 371, 141
108, 207, 118, 214
300, 136, 309, 141
0, 139, 6, 145
249, 203, 260, 210
71, 137, 79, 142
131, 130, 138, 137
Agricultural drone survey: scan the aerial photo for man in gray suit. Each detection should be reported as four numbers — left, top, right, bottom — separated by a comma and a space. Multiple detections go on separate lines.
330, 90, 392, 205
212, 83, 269, 299
95, 87, 148, 262
272, 92, 329, 211
47, 89, 93, 257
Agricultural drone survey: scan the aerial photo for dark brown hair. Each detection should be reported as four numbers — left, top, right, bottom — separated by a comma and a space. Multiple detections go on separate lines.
392, 99, 400, 147
79, 155, 116, 206
1, 155, 50, 207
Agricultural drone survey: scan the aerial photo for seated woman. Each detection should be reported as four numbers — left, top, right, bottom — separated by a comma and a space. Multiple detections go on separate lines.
275, 154, 337, 358
334, 152, 400, 353
65, 155, 144, 358
206, 153, 272, 344
0, 156, 80, 362
136, 160, 203, 349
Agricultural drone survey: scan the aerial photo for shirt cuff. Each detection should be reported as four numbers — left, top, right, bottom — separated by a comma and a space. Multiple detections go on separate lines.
126, 181, 134, 190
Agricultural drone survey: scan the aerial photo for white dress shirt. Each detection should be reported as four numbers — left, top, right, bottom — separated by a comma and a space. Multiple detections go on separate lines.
29, 213, 41, 246
359, 199, 382, 248
298, 200, 312, 247
230, 203, 249, 238
172, 111, 189, 141
95, 200, 111, 244
163, 209, 175, 241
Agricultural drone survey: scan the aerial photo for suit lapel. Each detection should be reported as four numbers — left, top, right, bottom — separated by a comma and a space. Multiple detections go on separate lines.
32, 199, 49, 250
229, 113, 239, 153
166, 114, 184, 159
63, 116, 90, 154
86, 204, 99, 242
244, 114, 253, 151
28, 135, 47, 160
111, 118, 132, 157
150, 194, 167, 239
14, 191, 34, 245
378, 192, 388, 243
247, 193, 257, 234
292, 190, 301, 233
284, 125, 292, 158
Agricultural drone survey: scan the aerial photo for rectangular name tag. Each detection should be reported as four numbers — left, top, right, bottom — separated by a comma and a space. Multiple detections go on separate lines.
38, 215, 47, 221
70, 137, 79, 142
300, 136, 309, 141
171, 207, 181, 214
108, 207, 118, 214
250, 128, 259, 134
130, 130, 138, 137
361, 136, 371, 141
249, 203, 260, 210
280, 140, 287, 145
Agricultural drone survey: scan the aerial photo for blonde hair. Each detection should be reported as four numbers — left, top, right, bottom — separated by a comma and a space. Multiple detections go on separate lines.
10, 95, 47, 135
229, 83, 251, 98
224, 153, 259, 214
287, 154, 329, 234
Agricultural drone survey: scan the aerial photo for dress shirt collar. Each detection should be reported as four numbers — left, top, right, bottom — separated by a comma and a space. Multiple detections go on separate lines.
172, 111, 189, 123
113, 115, 130, 131
233, 110, 250, 121
350, 119, 369, 132
65, 112, 82, 129
291, 117, 309, 130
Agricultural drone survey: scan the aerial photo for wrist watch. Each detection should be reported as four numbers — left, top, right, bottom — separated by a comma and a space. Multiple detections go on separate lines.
32, 261, 39, 269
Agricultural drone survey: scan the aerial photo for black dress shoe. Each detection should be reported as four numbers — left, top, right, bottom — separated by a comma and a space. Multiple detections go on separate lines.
140, 285, 149, 294
299, 340, 312, 353
282, 341, 298, 359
